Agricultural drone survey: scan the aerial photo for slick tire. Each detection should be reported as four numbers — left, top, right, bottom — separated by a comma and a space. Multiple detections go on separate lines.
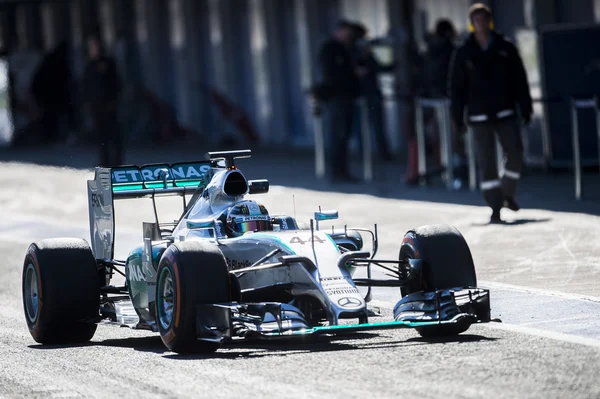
23, 238, 100, 344
156, 241, 231, 354
399, 224, 477, 337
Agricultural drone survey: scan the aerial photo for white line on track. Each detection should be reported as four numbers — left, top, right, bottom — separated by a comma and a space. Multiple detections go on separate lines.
479, 322, 600, 349
370, 281, 600, 349
479, 280, 600, 303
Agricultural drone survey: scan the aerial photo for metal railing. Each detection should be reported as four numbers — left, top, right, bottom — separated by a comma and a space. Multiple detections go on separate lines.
415, 97, 509, 192
466, 127, 478, 191
313, 95, 599, 199
312, 98, 373, 182
570, 97, 600, 200
414, 97, 455, 189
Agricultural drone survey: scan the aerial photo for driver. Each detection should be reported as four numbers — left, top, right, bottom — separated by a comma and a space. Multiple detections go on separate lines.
224, 200, 272, 237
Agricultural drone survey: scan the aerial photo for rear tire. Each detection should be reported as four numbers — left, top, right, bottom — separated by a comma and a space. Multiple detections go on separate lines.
156, 241, 231, 354
399, 225, 477, 337
22, 238, 100, 344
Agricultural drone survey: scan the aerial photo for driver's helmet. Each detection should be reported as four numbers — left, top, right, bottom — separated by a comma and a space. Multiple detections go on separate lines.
225, 200, 272, 237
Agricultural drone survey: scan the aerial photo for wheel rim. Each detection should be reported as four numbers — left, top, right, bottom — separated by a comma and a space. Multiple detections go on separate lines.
24, 263, 39, 323
157, 267, 175, 330
400, 246, 424, 294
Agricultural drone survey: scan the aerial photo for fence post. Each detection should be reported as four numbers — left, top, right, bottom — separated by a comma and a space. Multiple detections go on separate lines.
359, 98, 373, 182
596, 98, 600, 177
440, 99, 454, 190
571, 98, 582, 200
467, 127, 477, 191
415, 98, 426, 185
312, 102, 326, 179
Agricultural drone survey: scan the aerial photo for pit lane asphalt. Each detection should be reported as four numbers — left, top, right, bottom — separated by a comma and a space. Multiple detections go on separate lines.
1, 149, 600, 398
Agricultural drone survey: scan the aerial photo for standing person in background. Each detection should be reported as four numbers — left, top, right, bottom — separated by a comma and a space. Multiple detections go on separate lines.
81, 34, 123, 167
318, 20, 361, 183
448, 3, 532, 223
351, 22, 394, 162
30, 41, 72, 145
425, 19, 456, 99
405, 19, 457, 185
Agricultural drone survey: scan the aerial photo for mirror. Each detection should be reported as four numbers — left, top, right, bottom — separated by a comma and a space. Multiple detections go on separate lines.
187, 218, 216, 230
248, 179, 269, 195
314, 210, 339, 221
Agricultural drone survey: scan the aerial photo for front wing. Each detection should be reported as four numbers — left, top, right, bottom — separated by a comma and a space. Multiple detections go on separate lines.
195, 288, 491, 342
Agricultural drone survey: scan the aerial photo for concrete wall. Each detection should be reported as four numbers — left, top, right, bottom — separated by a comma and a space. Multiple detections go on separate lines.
1, 0, 598, 153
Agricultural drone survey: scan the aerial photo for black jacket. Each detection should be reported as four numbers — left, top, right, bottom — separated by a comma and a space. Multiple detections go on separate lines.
318, 38, 360, 99
448, 31, 532, 126
81, 56, 122, 110
424, 35, 455, 98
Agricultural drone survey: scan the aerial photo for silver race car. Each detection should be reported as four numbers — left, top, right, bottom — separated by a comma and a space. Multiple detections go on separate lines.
22, 150, 491, 353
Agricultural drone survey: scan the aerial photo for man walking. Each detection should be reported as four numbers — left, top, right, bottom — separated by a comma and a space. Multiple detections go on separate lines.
318, 20, 361, 183
81, 34, 123, 167
449, 3, 532, 223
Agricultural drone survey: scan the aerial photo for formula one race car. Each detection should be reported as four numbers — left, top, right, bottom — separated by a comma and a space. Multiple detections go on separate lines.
22, 150, 491, 354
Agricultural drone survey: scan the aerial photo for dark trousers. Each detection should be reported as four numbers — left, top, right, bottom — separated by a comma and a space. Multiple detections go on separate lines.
472, 119, 523, 211
92, 108, 123, 167
327, 97, 355, 178
357, 95, 392, 160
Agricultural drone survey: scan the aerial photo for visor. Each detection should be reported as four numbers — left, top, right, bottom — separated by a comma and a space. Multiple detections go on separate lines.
235, 220, 272, 234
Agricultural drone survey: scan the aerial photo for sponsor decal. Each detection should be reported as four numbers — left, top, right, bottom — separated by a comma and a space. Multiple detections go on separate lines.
322, 277, 360, 296
235, 215, 270, 222
91, 192, 102, 208
289, 235, 326, 245
112, 163, 211, 184
337, 297, 362, 308
325, 287, 360, 296
127, 264, 146, 282
226, 258, 252, 270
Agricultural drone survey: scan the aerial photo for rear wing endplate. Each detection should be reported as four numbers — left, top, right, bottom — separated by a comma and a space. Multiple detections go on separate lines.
87, 161, 212, 259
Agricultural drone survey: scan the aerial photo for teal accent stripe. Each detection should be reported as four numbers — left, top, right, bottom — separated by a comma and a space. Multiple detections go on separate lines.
175, 180, 202, 187
325, 233, 339, 251
145, 182, 175, 189
248, 233, 295, 254
113, 184, 144, 191
111, 182, 203, 192
260, 318, 475, 337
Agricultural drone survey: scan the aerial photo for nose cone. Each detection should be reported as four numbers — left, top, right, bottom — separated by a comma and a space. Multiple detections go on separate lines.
321, 277, 367, 321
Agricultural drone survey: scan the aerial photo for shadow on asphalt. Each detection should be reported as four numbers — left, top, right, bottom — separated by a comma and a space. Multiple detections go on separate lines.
28, 336, 169, 354
28, 331, 497, 359
405, 334, 498, 345
470, 218, 553, 227
3, 143, 599, 217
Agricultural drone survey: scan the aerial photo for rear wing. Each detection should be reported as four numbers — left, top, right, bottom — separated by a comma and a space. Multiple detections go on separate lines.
87, 161, 212, 259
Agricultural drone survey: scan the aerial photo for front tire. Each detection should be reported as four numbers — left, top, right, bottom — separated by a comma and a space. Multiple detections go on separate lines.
399, 224, 477, 337
23, 238, 100, 344
156, 241, 231, 354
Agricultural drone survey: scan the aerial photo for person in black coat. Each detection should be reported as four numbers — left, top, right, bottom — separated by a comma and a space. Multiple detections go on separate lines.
351, 22, 394, 162
30, 41, 72, 144
80, 35, 123, 167
448, 3, 532, 223
424, 20, 456, 99
318, 20, 361, 183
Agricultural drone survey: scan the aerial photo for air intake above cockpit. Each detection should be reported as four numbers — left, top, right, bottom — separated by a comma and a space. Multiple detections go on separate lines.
224, 170, 248, 196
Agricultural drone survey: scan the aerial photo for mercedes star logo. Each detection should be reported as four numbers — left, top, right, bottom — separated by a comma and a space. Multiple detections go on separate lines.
338, 297, 362, 308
